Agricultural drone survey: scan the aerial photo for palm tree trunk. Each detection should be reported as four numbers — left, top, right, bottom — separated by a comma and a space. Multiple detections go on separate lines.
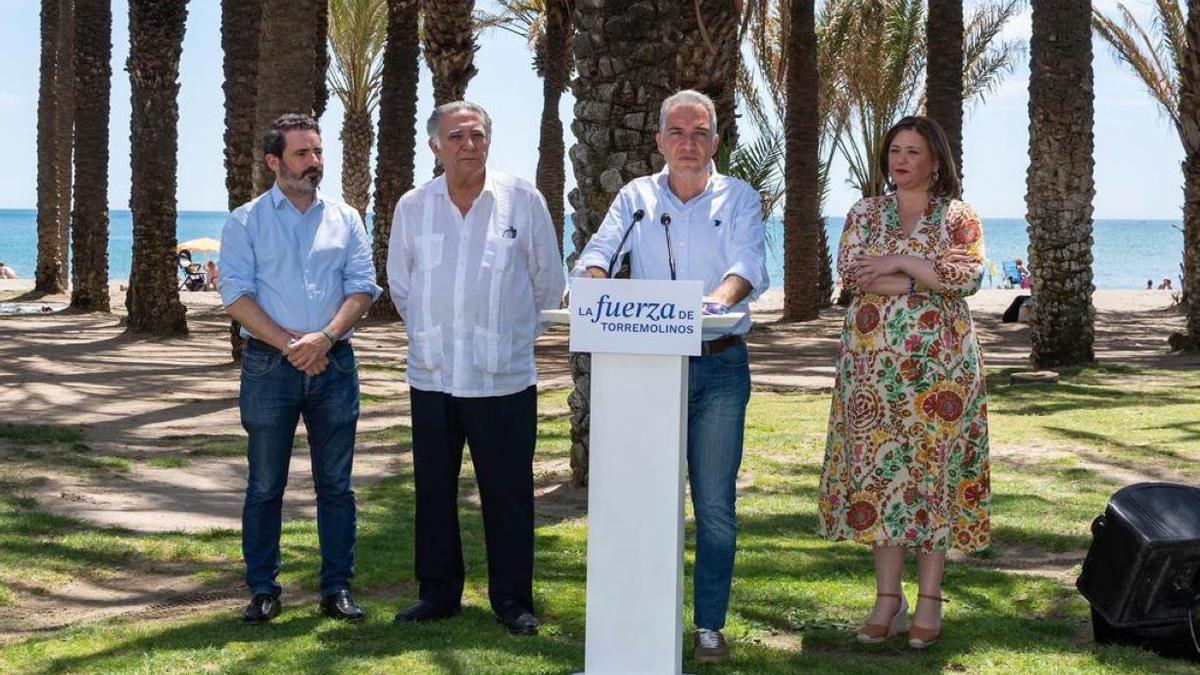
35, 0, 68, 294
421, 0, 477, 106
1026, 0, 1095, 367
535, 0, 571, 254
679, 0, 740, 155
313, 0, 330, 119
70, 0, 112, 312
340, 107, 374, 221
1181, 1, 1200, 345
782, 0, 820, 322
926, 0, 964, 185
568, 0, 682, 486
253, 0, 322, 195
125, 0, 189, 336
221, 0, 262, 361
54, 0, 75, 290
369, 0, 420, 321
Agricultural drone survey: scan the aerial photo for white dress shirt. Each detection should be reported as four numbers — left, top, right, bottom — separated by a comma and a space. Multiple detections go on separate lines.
575, 166, 769, 338
387, 169, 566, 397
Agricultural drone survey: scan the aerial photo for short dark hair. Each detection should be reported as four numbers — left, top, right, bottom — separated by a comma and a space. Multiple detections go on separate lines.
262, 113, 321, 159
880, 115, 961, 199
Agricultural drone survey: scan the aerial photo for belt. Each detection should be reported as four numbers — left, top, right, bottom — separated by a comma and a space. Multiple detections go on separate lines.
701, 334, 743, 356
246, 337, 350, 355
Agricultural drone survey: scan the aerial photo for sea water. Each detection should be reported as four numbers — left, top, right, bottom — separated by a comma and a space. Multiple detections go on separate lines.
0, 208, 1184, 290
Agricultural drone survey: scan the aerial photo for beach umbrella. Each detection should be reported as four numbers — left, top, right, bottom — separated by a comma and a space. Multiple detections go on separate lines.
176, 238, 220, 254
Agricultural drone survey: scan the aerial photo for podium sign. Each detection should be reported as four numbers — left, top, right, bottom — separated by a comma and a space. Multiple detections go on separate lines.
569, 278, 703, 356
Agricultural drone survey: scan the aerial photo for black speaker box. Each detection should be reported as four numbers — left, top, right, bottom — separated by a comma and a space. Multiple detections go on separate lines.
1077, 483, 1200, 660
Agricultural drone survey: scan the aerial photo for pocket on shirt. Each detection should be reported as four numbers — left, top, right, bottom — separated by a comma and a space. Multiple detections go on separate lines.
406, 325, 443, 371
415, 234, 444, 271
471, 327, 516, 375
482, 236, 516, 271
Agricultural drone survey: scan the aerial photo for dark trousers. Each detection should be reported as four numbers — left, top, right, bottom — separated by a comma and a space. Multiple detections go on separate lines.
409, 385, 537, 615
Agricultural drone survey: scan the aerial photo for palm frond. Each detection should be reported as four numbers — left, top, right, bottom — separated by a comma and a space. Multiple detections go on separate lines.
726, 130, 786, 218
327, 0, 388, 115
1093, 2, 1181, 132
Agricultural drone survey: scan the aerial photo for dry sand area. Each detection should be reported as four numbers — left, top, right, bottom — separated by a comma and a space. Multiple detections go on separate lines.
0, 281, 1197, 634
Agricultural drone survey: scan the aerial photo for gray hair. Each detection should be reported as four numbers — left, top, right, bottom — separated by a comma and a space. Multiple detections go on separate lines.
658, 89, 718, 133
427, 101, 493, 147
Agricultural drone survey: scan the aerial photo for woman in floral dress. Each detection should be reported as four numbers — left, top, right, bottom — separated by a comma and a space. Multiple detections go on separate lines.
819, 116, 990, 649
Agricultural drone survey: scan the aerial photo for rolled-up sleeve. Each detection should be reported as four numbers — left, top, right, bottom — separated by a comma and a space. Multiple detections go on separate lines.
528, 190, 566, 311
386, 194, 414, 322
723, 186, 769, 302
575, 190, 633, 274
217, 209, 256, 307
934, 201, 986, 298
341, 210, 382, 301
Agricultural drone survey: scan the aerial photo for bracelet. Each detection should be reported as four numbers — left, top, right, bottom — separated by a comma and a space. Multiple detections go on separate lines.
907, 277, 917, 295
320, 329, 336, 346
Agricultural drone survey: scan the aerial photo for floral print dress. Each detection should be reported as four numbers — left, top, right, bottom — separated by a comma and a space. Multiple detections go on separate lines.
818, 195, 991, 554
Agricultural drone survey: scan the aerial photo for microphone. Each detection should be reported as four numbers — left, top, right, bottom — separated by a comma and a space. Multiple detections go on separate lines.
606, 208, 646, 277
660, 212, 677, 281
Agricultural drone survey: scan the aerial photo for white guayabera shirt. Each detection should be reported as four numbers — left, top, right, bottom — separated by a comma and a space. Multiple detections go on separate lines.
575, 166, 769, 340
387, 169, 566, 397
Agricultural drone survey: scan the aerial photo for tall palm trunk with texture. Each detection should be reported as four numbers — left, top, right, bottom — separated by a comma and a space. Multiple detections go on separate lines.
421, 0, 477, 105
35, 0, 72, 293
125, 0, 189, 336
535, 0, 571, 253
70, 0, 112, 311
926, 0, 963, 183
1026, 0, 1096, 367
369, 0, 420, 320
1181, 2, 1200, 346
783, 0, 821, 321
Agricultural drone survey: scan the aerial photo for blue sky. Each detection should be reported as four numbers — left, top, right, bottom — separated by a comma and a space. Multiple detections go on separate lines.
0, 0, 1183, 220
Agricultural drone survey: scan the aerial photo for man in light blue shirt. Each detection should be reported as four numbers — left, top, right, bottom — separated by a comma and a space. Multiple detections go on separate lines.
219, 113, 381, 626
576, 90, 768, 665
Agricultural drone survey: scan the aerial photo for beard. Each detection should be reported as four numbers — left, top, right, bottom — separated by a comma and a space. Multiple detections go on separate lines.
278, 161, 322, 194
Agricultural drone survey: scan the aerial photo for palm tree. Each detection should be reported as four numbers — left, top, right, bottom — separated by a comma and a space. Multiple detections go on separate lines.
35, 0, 72, 294
679, 0, 741, 156
222, 0, 262, 211
926, 0, 963, 182
253, 0, 324, 195
422, 0, 477, 105
478, 0, 572, 252
125, 0, 189, 336
783, 0, 821, 322
70, 0, 112, 312
567, 0, 682, 486
1092, 1, 1200, 345
1026, 0, 1095, 368
328, 0, 388, 221
1178, 1, 1200, 346
368, 0, 420, 320
221, 0, 263, 361
315, 1, 331, 118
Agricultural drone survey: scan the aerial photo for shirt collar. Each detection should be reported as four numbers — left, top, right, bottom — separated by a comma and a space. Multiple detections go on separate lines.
269, 183, 324, 214
654, 161, 721, 204
432, 167, 495, 198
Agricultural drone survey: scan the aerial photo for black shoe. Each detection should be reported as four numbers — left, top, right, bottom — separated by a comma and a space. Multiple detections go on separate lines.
497, 602, 538, 636
319, 589, 365, 623
243, 592, 281, 624
393, 599, 462, 623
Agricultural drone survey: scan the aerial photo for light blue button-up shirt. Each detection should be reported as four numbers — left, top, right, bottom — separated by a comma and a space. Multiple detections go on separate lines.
575, 166, 769, 338
218, 185, 382, 338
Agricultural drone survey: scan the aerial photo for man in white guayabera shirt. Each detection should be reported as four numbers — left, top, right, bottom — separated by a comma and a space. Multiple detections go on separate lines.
575, 89, 769, 665
386, 101, 565, 637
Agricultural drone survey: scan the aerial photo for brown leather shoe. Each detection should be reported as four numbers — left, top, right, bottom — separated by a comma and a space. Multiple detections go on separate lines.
694, 628, 730, 664
857, 592, 908, 643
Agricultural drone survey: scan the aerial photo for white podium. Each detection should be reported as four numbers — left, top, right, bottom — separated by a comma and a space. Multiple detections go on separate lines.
542, 279, 743, 675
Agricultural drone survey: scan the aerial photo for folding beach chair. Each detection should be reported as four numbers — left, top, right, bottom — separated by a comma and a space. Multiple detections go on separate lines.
178, 252, 207, 291
1001, 260, 1024, 288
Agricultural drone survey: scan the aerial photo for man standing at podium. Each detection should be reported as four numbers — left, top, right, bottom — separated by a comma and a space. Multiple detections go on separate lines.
386, 101, 565, 636
575, 89, 768, 664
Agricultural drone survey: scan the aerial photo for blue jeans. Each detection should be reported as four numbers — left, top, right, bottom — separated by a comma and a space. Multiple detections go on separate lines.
239, 340, 360, 598
687, 341, 751, 631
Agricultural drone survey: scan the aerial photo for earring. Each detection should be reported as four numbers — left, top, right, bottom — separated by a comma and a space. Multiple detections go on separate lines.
932, 170, 939, 183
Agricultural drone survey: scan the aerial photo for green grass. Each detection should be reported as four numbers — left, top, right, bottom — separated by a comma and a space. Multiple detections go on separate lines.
146, 457, 188, 469
1, 366, 1198, 672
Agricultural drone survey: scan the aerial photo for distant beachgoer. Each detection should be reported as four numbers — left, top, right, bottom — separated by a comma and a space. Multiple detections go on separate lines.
821, 115, 989, 651
1147, 280, 1154, 290
0, 262, 17, 279
1158, 277, 1173, 290
205, 260, 219, 291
